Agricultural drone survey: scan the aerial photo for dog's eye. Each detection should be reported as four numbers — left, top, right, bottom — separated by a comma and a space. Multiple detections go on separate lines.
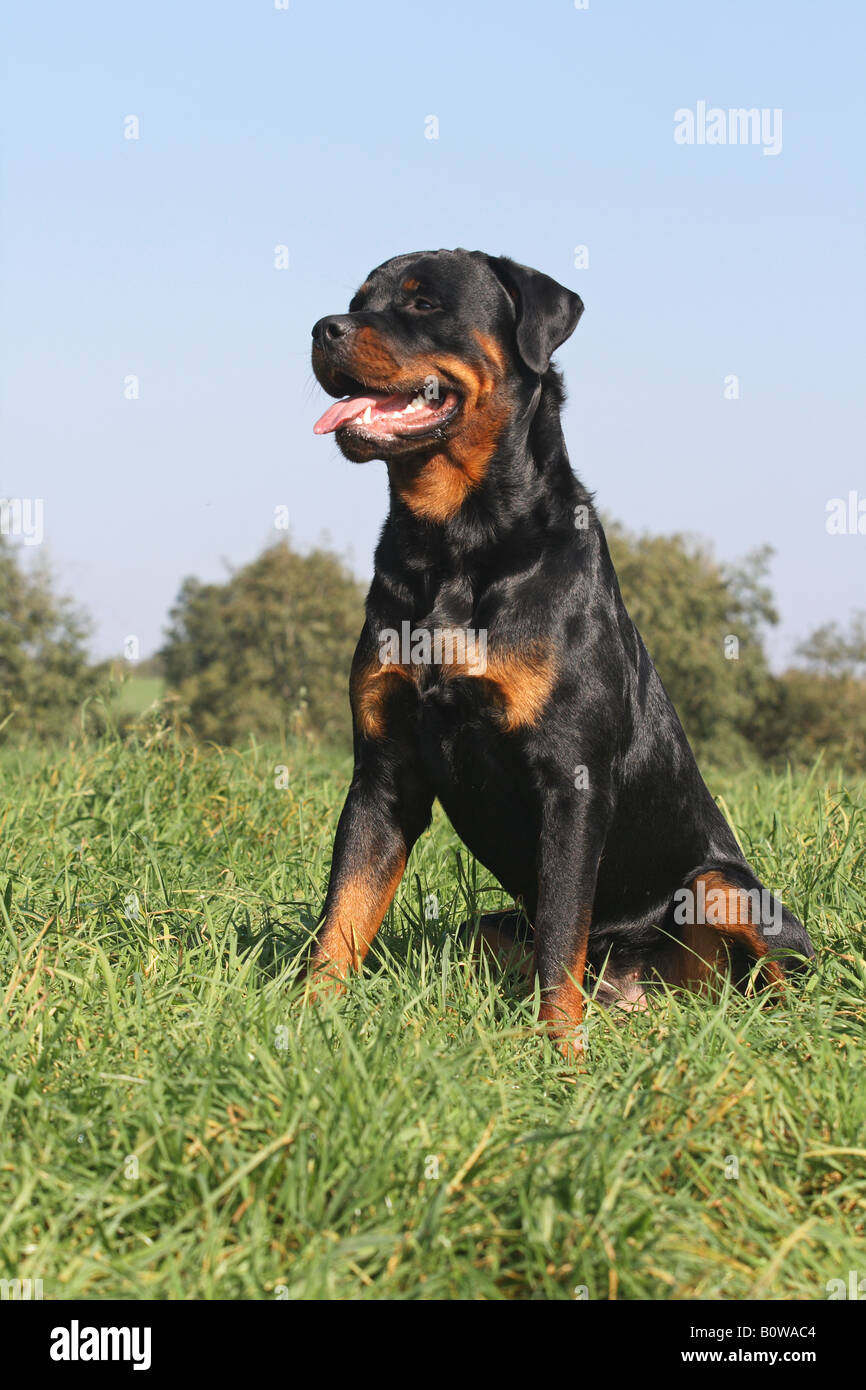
411, 297, 437, 311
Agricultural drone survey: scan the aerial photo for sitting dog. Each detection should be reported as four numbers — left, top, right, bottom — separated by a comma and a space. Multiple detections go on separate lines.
309, 248, 813, 1054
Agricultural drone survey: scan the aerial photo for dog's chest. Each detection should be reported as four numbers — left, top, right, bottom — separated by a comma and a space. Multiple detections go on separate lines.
374, 619, 554, 735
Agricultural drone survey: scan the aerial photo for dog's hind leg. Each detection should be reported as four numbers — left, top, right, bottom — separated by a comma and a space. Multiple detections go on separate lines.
660, 860, 814, 994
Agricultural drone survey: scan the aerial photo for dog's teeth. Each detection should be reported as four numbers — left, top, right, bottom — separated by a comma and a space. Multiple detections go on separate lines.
410, 393, 425, 408
362, 405, 373, 424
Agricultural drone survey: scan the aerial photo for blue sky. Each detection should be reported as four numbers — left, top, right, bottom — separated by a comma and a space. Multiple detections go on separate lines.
2, 0, 864, 666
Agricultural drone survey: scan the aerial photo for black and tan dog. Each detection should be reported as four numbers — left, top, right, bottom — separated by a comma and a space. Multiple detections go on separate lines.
308, 248, 813, 1055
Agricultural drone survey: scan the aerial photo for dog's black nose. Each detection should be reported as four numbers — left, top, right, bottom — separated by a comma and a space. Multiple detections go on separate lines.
312, 315, 355, 348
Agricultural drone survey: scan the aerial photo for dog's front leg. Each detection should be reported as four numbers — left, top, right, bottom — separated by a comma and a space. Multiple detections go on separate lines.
533, 792, 609, 1060
308, 752, 432, 994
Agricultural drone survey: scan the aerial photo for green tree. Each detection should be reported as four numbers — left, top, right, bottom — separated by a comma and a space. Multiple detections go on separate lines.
160, 541, 364, 745
0, 541, 106, 743
795, 612, 866, 677
751, 611, 866, 771
751, 669, 866, 772
605, 523, 776, 764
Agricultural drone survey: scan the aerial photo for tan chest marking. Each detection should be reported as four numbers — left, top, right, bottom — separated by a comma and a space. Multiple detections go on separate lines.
351, 641, 556, 739
475, 648, 557, 731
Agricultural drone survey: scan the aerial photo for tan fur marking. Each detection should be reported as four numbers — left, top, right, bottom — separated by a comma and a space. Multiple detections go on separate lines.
351, 325, 403, 380
472, 330, 508, 374
471, 922, 534, 981
350, 657, 413, 740
668, 921, 729, 991
387, 341, 510, 522
354, 642, 555, 735
538, 934, 589, 1061
473, 649, 557, 730
669, 870, 786, 991
325, 327, 511, 523
389, 455, 479, 522
311, 855, 407, 982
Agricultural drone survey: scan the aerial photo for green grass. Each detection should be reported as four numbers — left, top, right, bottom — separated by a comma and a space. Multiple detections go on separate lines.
0, 725, 864, 1300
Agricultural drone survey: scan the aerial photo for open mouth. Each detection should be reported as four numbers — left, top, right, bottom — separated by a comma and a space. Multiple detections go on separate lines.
313, 382, 461, 439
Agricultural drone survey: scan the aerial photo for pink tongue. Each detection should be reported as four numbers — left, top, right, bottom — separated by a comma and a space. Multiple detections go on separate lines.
313, 392, 388, 435
313, 393, 382, 435
311, 391, 408, 433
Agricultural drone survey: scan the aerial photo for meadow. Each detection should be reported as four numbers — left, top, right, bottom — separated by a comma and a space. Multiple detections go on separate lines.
0, 723, 864, 1300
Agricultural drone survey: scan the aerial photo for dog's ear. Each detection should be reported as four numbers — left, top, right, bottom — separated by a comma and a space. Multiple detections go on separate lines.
478, 254, 584, 374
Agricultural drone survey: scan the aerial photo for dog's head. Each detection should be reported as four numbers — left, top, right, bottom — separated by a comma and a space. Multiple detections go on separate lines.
311, 249, 583, 469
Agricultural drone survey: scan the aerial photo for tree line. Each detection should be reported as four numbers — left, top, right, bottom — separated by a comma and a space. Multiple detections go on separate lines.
1, 532, 864, 770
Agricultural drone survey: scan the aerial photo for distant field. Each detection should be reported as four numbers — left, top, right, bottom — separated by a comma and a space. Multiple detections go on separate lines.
0, 730, 863, 1299
112, 676, 165, 716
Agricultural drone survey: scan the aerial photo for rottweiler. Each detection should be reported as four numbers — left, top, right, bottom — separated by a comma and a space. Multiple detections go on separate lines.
309, 248, 814, 1056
